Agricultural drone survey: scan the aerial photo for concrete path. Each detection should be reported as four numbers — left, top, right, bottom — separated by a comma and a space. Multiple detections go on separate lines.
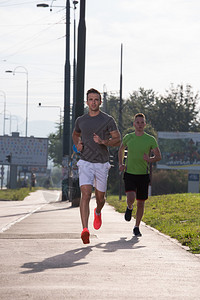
0, 190, 199, 299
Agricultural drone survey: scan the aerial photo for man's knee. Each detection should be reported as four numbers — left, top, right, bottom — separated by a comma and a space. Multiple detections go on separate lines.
137, 200, 145, 208
80, 185, 92, 201
126, 191, 136, 202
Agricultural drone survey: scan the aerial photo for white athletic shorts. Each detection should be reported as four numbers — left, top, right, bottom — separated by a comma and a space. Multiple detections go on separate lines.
77, 159, 111, 192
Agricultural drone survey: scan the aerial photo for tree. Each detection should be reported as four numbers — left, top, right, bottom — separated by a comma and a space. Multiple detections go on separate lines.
48, 123, 63, 166
117, 84, 200, 133
147, 84, 200, 132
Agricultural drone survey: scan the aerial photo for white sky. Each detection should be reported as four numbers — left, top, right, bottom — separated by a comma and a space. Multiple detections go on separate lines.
0, 0, 200, 137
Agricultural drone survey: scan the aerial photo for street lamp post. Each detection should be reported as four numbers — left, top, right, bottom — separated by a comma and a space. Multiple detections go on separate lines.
2, 110, 18, 134
118, 43, 123, 201
0, 92, 6, 188
6, 66, 29, 137
75, 0, 86, 120
5, 110, 12, 134
71, 1, 78, 130
58, 0, 71, 201
0, 91, 6, 190
0, 91, 6, 135
63, 0, 71, 158
38, 103, 62, 137
69, 0, 86, 207
37, 1, 72, 201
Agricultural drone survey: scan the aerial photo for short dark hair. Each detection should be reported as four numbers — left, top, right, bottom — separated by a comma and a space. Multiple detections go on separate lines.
134, 113, 146, 120
86, 88, 101, 101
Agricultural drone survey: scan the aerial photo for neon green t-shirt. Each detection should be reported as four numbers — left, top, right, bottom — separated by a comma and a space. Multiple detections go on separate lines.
122, 132, 158, 175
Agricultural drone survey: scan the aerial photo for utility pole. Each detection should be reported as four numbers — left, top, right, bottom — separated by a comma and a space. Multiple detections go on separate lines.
75, 0, 86, 119
62, 0, 71, 201
119, 43, 123, 200
71, 1, 78, 130
119, 43, 123, 134
103, 84, 107, 113
71, 0, 86, 207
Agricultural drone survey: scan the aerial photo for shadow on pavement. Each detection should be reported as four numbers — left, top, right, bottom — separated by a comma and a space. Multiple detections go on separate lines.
20, 236, 145, 274
21, 246, 93, 274
95, 236, 144, 252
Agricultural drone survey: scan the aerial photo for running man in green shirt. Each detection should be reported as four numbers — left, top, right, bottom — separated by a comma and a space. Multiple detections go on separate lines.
118, 113, 161, 236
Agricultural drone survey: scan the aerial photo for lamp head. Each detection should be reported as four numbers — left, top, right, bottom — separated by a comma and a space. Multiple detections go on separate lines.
73, 1, 78, 8
37, 4, 49, 7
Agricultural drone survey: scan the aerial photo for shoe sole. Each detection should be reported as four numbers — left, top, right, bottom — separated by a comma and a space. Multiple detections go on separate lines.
133, 229, 142, 237
81, 231, 90, 244
125, 215, 132, 221
134, 233, 142, 237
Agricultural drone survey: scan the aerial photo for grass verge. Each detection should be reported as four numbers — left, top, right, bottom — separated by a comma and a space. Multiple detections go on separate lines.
106, 193, 200, 254
0, 188, 37, 201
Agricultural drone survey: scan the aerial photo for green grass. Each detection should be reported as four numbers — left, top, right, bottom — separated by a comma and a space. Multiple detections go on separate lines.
106, 193, 200, 254
0, 188, 37, 201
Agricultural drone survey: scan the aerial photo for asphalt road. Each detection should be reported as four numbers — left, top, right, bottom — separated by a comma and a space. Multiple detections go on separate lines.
0, 190, 199, 300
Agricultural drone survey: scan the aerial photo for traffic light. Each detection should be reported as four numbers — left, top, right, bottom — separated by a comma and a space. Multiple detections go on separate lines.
6, 154, 11, 163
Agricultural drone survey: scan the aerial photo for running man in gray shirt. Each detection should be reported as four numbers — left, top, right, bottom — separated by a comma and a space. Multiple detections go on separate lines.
72, 88, 121, 244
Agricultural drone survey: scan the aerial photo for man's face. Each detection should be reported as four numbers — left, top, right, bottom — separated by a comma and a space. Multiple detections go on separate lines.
133, 117, 146, 132
87, 93, 101, 112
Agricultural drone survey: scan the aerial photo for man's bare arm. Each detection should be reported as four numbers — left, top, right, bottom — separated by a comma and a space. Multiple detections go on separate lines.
118, 143, 126, 165
143, 147, 162, 163
72, 129, 83, 152
93, 130, 121, 147
118, 143, 126, 172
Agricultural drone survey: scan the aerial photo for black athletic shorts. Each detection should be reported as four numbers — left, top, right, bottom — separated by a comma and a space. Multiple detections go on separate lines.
123, 172, 150, 201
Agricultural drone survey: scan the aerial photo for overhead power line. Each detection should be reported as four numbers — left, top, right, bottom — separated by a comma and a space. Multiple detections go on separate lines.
0, 1, 50, 7
0, 9, 65, 60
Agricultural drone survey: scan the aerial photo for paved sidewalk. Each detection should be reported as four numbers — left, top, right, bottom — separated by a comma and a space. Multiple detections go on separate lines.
0, 190, 199, 299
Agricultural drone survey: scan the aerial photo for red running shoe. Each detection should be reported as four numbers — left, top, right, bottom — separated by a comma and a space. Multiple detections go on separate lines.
93, 208, 102, 230
81, 228, 90, 244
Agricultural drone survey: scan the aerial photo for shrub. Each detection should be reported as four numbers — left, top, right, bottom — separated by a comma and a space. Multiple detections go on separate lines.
151, 169, 188, 195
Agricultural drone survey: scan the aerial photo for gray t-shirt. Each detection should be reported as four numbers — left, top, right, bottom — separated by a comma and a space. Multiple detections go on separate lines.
74, 111, 118, 163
